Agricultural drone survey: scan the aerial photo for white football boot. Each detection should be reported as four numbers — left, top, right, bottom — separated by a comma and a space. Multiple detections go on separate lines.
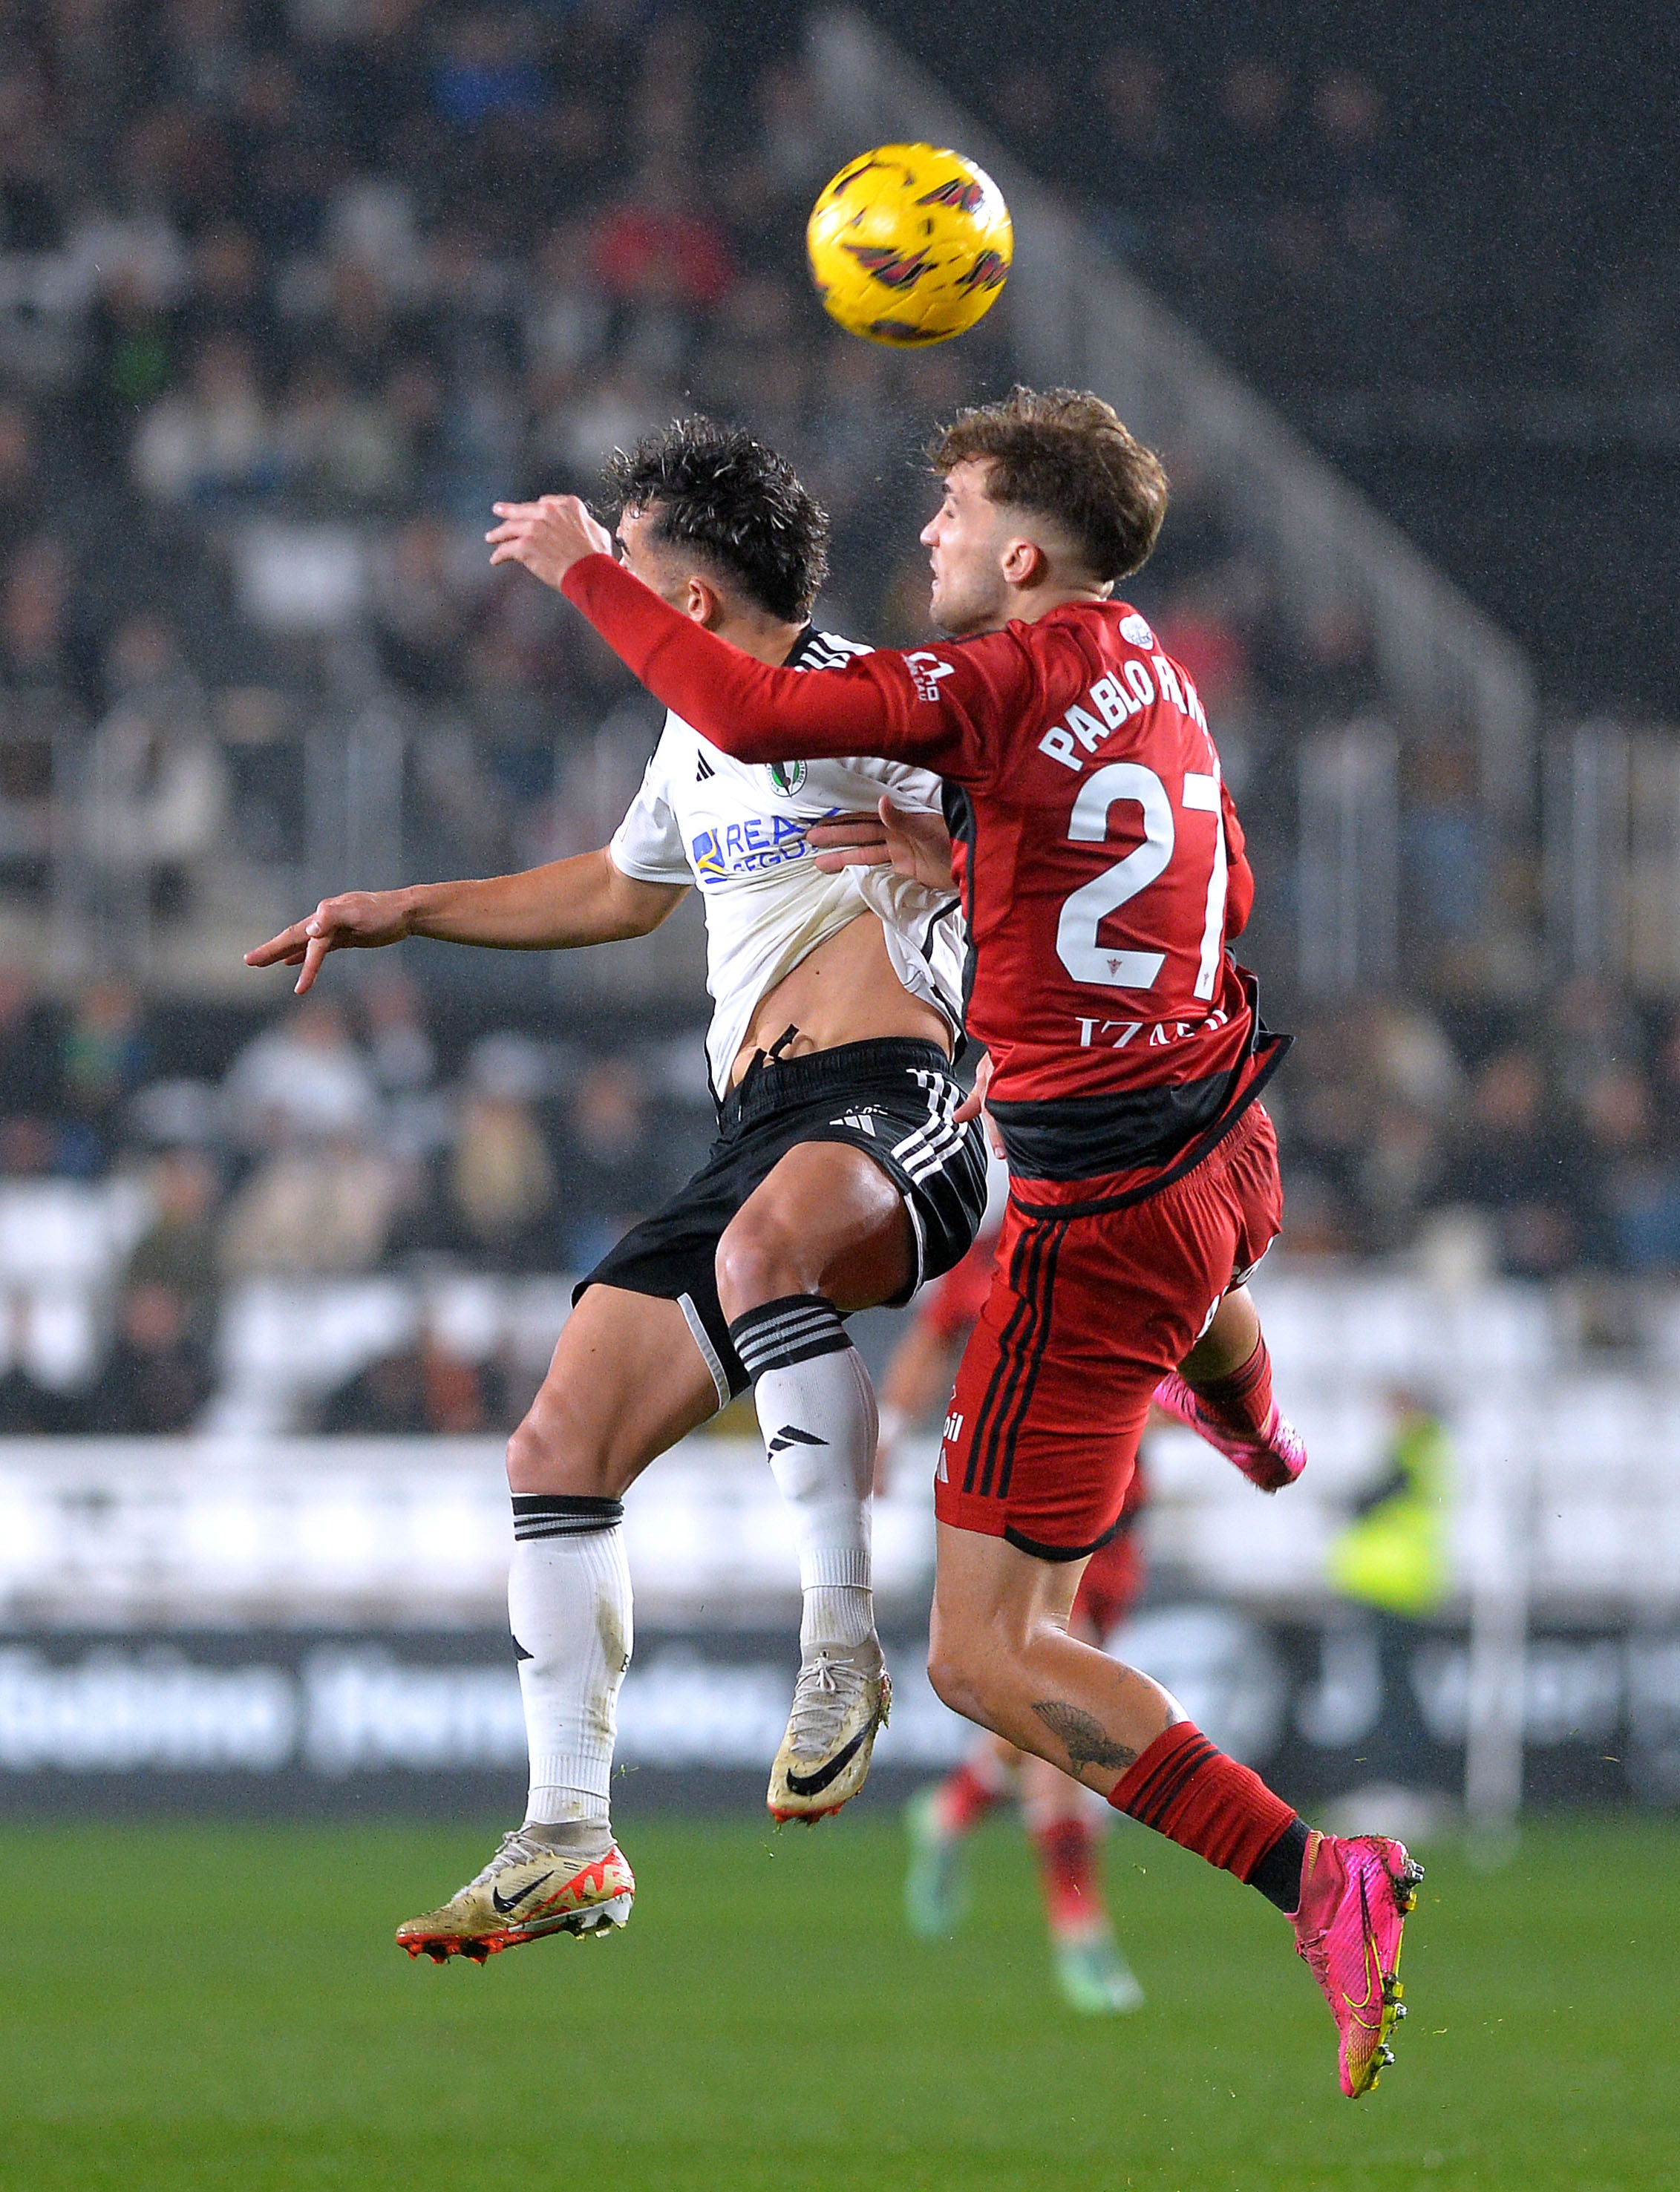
396, 1828, 634, 1963
767, 1638, 892, 1823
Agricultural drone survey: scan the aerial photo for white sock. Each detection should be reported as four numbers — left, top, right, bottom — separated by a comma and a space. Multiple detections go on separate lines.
508, 1494, 633, 1842
729, 1295, 877, 1656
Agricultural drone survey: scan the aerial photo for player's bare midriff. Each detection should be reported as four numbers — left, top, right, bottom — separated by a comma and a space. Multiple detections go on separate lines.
730, 909, 951, 1085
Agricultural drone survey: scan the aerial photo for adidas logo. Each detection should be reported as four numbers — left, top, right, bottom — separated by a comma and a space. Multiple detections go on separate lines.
696, 753, 716, 781
833, 1107, 884, 1136
768, 1424, 826, 1456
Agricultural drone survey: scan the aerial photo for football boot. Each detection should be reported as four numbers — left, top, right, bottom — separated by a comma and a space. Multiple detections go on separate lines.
767, 1639, 891, 1822
396, 1828, 634, 1963
1290, 1830, 1424, 2097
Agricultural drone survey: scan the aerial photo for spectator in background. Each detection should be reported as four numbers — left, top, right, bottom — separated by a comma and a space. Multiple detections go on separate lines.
316, 1320, 503, 1435
218, 1129, 408, 1277
132, 333, 278, 504
1445, 1048, 1578, 1277
1580, 1064, 1680, 1275
82, 1280, 214, 1433
1090, 47, 1176, 241
1403, 740, 1485, 974
0, 400, 41, 563
174, 220, 276, 355
1, 537, 80, 695
223, 995, 377, 1149
558, 1053, 650, 1269
125, 1147, 222, 1333
0, 966, 64, 1125
78, 615, 228, 926
368, 515, 483, 699
0, 1297, 82, 1432
60, 976, 148, 1172
446, 1039, 558, 1266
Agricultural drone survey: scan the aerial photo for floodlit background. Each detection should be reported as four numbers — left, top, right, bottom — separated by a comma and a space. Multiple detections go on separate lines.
0, 5, 1676, 2188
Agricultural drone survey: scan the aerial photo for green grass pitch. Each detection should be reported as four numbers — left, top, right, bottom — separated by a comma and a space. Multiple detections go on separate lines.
5, 1813, 1676, 2191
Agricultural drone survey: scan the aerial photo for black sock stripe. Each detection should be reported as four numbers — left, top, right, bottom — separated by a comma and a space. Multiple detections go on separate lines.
993, 1219, 1067, 1502
511, 1493, 624, 1537
976, 1220, 1053, 1500
729, 1295, 849, 1379
1125, 1733, 1217, 1819
1117, 1733, 1207, 1820
741, 1329, 852, 1373
1129, 1739, 1219, 1831
727, 1294, 841, 1338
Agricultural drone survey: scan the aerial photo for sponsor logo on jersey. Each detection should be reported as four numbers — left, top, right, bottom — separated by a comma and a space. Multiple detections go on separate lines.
767, 759, 807, 796
1120, 612, 1155, 647
905, 649, 958, 703
687, 812, 814, 883
696, 753, 716, 780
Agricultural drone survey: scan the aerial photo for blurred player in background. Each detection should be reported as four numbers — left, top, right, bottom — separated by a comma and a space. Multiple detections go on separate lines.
878, 1208, 1151, 2015
497, 386, 1422, 2099
249, 420, 989, 1960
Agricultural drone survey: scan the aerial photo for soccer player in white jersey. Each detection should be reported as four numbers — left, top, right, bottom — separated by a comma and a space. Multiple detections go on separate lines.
246, 419, 988, 1959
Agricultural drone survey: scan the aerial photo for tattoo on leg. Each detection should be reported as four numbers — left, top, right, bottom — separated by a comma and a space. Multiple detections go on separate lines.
1031, 1700, 1138, 1774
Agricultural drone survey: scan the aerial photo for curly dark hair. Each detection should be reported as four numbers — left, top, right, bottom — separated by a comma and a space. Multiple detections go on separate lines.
601, 417, 830, 623
929, 385, 1169, 582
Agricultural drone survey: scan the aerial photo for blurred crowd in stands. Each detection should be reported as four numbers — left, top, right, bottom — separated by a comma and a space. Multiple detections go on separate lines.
0, 959, 1679, 1436
0, 1, 1675, 1439
939, 26, 1676, 401
0, 0, 1398, 947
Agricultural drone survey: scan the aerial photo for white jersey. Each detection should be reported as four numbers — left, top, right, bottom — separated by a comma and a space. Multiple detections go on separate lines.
608, 627, 965, 1097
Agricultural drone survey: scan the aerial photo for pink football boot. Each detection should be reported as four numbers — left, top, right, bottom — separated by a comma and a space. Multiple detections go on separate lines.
1153, 1370, 1307, 1492
1290, 1831, 1425, 2098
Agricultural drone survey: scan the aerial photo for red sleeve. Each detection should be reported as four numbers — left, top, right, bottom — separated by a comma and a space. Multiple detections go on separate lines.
1222, 778, 1254, 939
559, 553, 1029, 785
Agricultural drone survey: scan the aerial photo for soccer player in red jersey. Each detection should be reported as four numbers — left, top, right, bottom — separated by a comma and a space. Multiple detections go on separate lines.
486, 387, 1422, 2098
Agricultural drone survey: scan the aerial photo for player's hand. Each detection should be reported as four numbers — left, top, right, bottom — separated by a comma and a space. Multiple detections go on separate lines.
806, 796, 957, 891
486, 494, 614, 592
953, 1050, 1004, 1157
244, 891, 413, 995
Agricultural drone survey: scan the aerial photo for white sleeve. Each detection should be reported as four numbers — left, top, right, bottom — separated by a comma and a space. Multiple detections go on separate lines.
608, 727, 690, 885
848, 753, 947, 813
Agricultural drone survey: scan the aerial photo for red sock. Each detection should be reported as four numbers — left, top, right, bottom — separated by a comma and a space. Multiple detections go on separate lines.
1190, 1336, 1274, 1439
1031, 1816, 1100, 1935
1108, 1721, 1298, 1884
936, 1758, 1005, 1834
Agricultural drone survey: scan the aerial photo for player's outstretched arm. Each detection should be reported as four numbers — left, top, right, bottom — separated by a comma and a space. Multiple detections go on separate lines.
487, 494, 1015, 778
806, 798, 958, 891
244, 851, 686, 995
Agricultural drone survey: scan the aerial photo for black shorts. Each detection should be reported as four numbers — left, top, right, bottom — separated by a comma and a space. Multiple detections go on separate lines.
576, 1038, 988, 1404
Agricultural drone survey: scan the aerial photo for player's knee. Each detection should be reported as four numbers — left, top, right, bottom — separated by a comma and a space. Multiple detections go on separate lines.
505, 1404, 613, 1497
926, 1634, 993, 1725
714, 1208, 804, 1318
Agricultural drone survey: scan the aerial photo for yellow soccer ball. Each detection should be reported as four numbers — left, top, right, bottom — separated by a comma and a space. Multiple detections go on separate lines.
806, 143, 1013, 347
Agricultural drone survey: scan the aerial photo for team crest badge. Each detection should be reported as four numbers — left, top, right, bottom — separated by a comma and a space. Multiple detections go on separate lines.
768, 761, 808, 796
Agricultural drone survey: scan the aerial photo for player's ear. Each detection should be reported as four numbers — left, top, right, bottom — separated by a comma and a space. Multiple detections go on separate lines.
684, 575, 725, 628
999, 534, 1050, 590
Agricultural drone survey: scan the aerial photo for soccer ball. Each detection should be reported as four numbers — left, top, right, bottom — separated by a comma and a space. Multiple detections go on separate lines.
806, 143, 1013, 347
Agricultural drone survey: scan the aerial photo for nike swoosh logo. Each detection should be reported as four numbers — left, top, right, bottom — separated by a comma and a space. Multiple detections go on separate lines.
491, 1871, 554, 1914
783, 1724, 872, 1797
1341, 1877, 1384, 2028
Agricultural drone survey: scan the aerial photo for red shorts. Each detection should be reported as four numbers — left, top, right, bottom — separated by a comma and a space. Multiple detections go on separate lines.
935, 1101, 1282, 1557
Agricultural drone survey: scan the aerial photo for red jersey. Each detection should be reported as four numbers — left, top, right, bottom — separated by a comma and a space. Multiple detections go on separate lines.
560, 559, 1285, 1184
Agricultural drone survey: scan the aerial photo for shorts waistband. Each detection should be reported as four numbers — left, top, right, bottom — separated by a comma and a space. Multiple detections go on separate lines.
720, 1037, 956, 1133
